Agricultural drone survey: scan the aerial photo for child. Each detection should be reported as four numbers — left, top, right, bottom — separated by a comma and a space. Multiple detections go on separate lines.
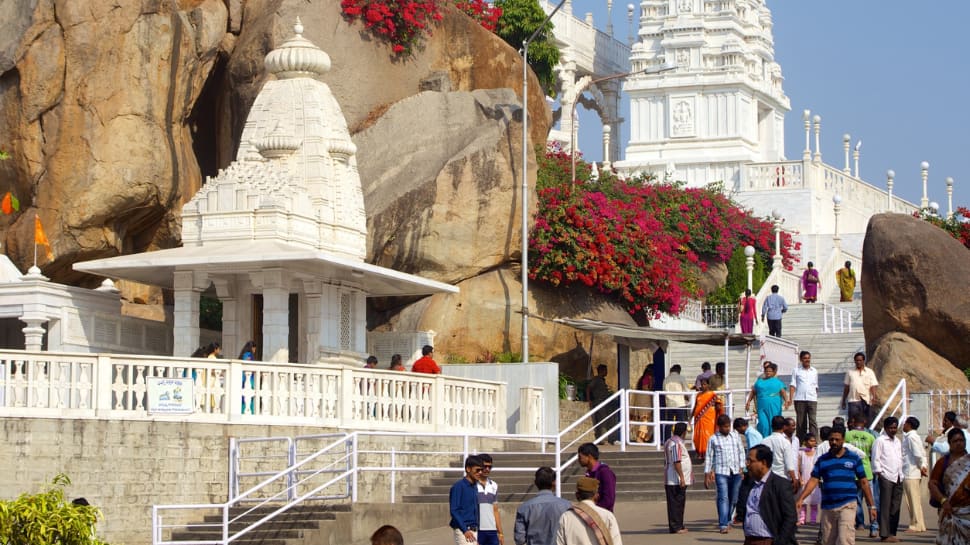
798, 435, 820, 524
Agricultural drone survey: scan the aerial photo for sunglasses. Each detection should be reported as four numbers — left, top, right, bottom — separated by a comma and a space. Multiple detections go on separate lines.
471, 467, 483, 473
483, 465, 493, 470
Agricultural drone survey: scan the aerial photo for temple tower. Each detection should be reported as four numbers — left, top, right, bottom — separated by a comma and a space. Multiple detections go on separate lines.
618, 0, 790, 188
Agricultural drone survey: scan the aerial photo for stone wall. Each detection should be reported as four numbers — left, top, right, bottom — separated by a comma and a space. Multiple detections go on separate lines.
0, 417, 498, 545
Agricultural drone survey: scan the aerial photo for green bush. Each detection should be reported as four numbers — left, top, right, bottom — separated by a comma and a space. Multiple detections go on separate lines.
0, 474, 109, 545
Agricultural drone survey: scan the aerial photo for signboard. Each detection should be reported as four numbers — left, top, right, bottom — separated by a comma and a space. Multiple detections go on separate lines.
147, 377, 195, 415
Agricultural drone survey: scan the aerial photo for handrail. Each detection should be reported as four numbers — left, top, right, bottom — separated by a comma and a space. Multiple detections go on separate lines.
870, 379, 908, 431
553, 389, 625, 494
821, 303, 853, 333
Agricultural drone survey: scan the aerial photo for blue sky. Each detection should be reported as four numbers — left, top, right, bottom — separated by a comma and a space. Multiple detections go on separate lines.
570, 0, 970, 209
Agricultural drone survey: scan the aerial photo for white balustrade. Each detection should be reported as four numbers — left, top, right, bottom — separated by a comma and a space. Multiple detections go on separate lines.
0, 350, 505, 433
744, 161, 805, 190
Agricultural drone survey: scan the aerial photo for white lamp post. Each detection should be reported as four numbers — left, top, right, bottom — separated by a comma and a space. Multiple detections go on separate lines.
744, 245, 756, 291
842, 134, 851, 174
771, 209, 783, 270
833, 194, 843, 250
627, 4, 635, 45
802, 110, 812, 160
920, 161, 930, 209
886, 169, 895, 211
853, 140, 861, 178
521, 0, 568, 362
946, 177, 954, 219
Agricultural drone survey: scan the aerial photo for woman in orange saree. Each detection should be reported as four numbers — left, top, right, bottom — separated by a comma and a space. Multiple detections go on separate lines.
692, 378, 722, 462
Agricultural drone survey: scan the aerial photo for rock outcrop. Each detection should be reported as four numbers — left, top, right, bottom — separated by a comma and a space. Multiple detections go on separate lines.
0, 0, 550, 288
374, 266, 650, 372
862, 213, 970, 369
870, 332, 968, 400
356, 89, 532, 285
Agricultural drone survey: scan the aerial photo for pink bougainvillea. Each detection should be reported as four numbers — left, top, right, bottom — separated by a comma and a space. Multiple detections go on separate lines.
530, 145, 799, 320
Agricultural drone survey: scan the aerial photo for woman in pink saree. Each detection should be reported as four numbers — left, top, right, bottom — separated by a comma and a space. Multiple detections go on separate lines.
801, 262, 820, 303
737, 289, 758, 334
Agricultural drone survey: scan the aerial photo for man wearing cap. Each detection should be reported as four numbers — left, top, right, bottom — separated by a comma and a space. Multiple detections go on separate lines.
556, 477, 622, 545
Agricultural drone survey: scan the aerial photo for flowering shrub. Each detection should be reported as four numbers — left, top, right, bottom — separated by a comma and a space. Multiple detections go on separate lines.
530, 145, 799, 319
915, 207, 970, 249
341, 0, 501, 56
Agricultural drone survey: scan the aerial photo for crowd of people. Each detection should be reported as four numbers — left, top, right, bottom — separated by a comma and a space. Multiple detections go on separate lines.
648, 351, 966, 544
448, 443, 620, 545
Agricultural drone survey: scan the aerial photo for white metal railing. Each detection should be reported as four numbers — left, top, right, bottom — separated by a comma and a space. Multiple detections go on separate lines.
821, 303, 853, 333
0, 349, 505, 434
926, 389, 970, 436
870, 379, 909, 431
699, 304, 739, 329
679, 298, 704, 323
152, 387, 778, 544
624, 388, 751, 451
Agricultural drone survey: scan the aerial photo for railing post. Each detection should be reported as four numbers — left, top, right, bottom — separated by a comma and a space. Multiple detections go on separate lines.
95, 354, 113, 415
227, 360, 243, 422
228, 437, 238, 501
339, 367, 354, 428
390, 447, 396, 504
433, 375, 445, 433
352, 433, 359, 502
620, 389, 627, 452
287, 437, 296, 501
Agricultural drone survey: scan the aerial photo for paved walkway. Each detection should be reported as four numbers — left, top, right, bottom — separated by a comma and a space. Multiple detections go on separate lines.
407, 494, 940, 545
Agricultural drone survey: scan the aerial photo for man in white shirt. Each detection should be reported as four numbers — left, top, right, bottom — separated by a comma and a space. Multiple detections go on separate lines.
789, 350, 818, 441
761, 415, 799, 493
556, 477, 622, 545
871, 416, 904, 542
662, 365, 690, 441
664, 422, 692, 534
900, 417, 927, 533
840, 352, 879, 425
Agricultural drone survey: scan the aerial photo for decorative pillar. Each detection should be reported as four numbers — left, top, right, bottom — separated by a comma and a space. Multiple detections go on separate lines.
606, 0, 614, 36
600, 80, 622, 164
744, 245, 755, 291
173, 270, 204, 357
602, 125, 612, 170
853, 141, 861, 178
303, 280, 322, 363
886, 170, 895, 211
261, 268, 290, 363
920, 161, 929, 209
559, 55, 578, 153
212, 278, 237, 359
832, 195, 843, 250
802, 110, 811, 160
771, 209, 783, 270
946, 177, 954, 219
842, 134, 851, 174
813, 115, 822, 163
21, 317, 47, 351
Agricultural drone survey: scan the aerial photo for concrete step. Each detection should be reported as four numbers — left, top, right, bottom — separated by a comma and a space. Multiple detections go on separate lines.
402, 487, 716, 503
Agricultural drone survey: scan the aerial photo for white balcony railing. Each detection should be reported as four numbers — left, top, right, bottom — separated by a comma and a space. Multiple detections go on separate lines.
0, 350, 505, 434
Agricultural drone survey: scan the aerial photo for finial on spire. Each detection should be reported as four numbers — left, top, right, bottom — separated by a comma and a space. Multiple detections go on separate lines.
294, 17, 304, 36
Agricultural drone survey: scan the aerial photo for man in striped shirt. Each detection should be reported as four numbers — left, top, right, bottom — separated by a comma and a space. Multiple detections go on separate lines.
704, 414, 747, 534
796, 425, 876, 545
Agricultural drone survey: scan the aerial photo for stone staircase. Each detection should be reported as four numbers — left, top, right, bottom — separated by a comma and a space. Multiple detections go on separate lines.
168, 504, 353, 545
402, 449, 717, 505
665, 296, 866, 429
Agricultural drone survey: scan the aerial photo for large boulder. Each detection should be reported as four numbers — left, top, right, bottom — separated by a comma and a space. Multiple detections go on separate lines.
0, 0, 229, 283
870, 332, 969, 401
862, 213, 970, 369
374, 266, 650, 374
356, 89, 532, 285
0, 0, 551, 287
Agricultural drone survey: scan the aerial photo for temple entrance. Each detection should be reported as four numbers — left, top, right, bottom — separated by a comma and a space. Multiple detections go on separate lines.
251, 294, 300, 362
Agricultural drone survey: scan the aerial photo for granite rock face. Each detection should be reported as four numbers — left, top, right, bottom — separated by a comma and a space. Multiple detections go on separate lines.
869, 332, 969, 401
862, 213, 970, 369
0, 0, 550, 288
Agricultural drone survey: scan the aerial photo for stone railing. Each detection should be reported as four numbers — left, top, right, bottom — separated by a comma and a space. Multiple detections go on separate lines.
755, 266, 802, 308
541, 0, 631, 75
743, 161, 806, 190
0, 350, 505, 434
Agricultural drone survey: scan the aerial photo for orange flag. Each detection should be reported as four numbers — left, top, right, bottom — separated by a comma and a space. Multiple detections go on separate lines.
34, 215, 53, 261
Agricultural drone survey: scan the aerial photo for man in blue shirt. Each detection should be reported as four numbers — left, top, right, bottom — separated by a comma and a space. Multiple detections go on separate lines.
734, 417, 763, 449
796, 425, 876, 545
760, 285, 788, 337
451, 455, 484, 545
513, 467, 571, 545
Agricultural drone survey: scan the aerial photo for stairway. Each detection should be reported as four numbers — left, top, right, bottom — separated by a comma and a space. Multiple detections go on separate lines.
168, 504, 352, 545
665, 297, 866, 430
402, 450, 717, 505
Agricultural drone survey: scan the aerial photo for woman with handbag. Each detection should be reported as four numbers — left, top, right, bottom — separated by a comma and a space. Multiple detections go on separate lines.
929, 427, 970, 544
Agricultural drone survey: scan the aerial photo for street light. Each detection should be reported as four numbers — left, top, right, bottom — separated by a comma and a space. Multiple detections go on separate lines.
771, 209, 784, 270
832, 194, 843, 250
920, 161, 929, 209
521, 0, 567, 363
569, 63, 675, 183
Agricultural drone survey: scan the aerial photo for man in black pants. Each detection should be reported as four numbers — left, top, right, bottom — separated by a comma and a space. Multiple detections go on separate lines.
664, 422, 692, 534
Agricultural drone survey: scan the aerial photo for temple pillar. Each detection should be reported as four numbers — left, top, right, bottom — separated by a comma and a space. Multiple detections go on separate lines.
303, 280, 322, 362
21, 316, 47, 351
173, 270, 205, 357
558, 55, 578, 151
600, 80, 622, 163
262, 268, 290, 363
212, 278, 238, 359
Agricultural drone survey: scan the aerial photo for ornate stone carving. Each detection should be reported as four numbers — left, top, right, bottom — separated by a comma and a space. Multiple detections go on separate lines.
671, 98, 695, 137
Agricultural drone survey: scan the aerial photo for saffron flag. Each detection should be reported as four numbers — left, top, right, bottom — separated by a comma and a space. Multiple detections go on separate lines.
34, 215, 53, 261
1, 192, 19, 215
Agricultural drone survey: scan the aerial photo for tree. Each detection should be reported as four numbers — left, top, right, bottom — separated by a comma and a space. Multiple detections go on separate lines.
0, 474, 109, 544
493, 0, 560, 96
